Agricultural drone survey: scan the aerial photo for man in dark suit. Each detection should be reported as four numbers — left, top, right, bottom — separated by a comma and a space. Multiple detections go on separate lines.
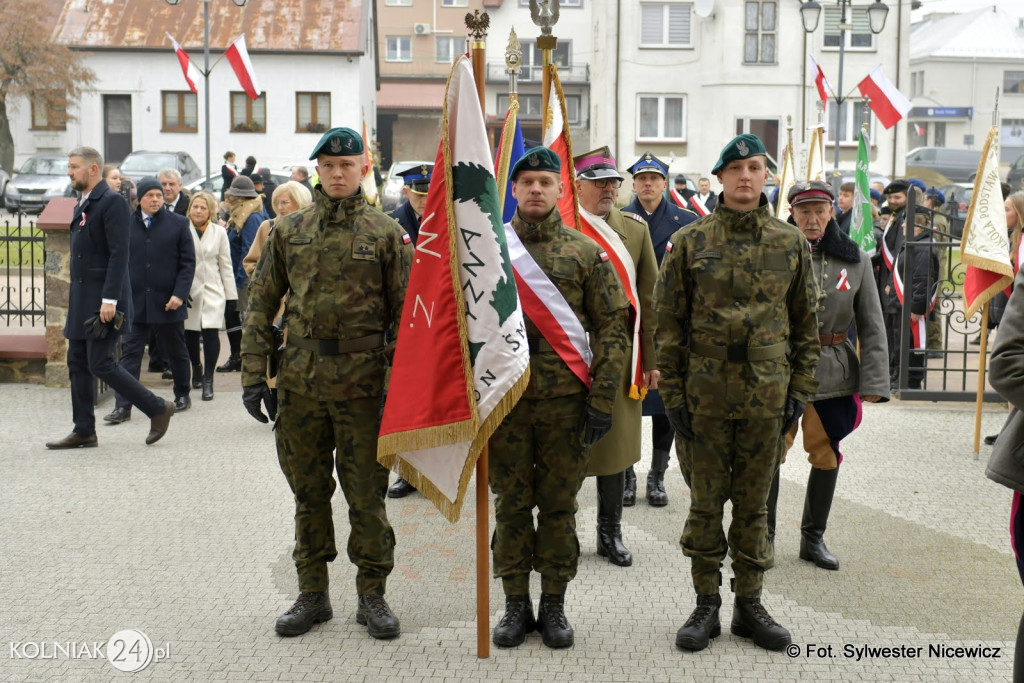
104, 176, 196, 423
46, 148, 175, 449
290, 166, 314, 195
158, 169, 190, 216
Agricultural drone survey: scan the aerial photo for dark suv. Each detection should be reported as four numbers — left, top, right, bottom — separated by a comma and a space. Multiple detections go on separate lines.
119, 151, 202, 185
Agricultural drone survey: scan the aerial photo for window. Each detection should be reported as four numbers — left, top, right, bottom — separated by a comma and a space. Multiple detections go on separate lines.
823, 6, 875, 50
743, 1, 776, 64
826, 99, 874, 144
441, 0, 467, 6
519, 40, 571, 81
386, 36, 411, 62
640, 3, 692, 48
296, 92, 330, 133
497, 94, 582, 125
385, 0, 411, 4
519, 0, 582, 6
230, 92, 266, 133
911, 70, 925, 97
161, 91, 197, 132
31, 95, 67, 131
1004, 71, 1024, 94
735, 118, 780, 163
436, 36, 461, 63
1002, 119, 1024, 146
636, 94, 686, 141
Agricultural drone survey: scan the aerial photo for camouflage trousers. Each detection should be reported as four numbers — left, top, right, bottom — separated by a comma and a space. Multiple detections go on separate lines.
275, 389, 395, 595
489, 393, 588, 596
676, 415, 783, 598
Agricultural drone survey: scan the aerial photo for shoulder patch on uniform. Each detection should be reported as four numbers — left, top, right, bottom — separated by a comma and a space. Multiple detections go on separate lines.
621, 211, 647, 228
401, 233, 412, 244
694, 250, 721, 260
666, 241, 673, 253
598, 251, 610, 262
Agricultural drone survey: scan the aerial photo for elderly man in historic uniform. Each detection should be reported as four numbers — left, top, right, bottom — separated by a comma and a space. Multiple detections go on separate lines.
767, 180, 890, 571
655, 134, 819, 652
241, 127, 412, 639
622, 152, 698, 508
489, 146, 628, 649
572, 146, 659, 568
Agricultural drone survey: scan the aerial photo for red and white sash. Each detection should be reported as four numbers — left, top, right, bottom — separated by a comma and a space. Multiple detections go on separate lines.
892, 254, 936, 349
504, 222, 593, 387
669, 188, 708, 217
580, 208, 645, 399
689, 194, 710, 217
881, 214, 896, 270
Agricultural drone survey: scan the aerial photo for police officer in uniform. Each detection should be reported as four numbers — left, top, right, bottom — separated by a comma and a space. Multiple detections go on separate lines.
241, 127, 413, 639
654, 134, 819, 652
389, 164, 433, 245
622, 152, 698, 507
490, 147, 628, 649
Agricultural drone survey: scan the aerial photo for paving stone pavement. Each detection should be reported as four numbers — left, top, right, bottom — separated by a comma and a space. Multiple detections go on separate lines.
0, 380, 1018, 682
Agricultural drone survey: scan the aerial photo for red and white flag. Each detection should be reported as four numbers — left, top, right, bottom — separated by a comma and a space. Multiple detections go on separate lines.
167, 33, 200, 94
808, 53, 831, 105
542, 64, 581, 231
857, 65, 912, 130
962, 127, 1014, 319
225, 34, 261, 100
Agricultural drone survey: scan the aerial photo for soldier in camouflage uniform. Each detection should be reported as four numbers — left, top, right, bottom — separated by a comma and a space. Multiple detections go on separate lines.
654, 134, 819, 652
490, 146, 629, 650
241, 127, 412, 639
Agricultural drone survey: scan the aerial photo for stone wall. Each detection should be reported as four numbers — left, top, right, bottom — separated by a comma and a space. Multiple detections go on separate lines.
37, 198, 76, 388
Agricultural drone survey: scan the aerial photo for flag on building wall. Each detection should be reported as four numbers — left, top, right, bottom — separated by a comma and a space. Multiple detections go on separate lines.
167, 33, 200, 94
542, 64, 581, 231
495, 101, 525, 223
857, 65, 912, 130
225, 34, 261, 100
962, 127, 1014, 319
775, 139, 796, 222
851, 128, 876, 252
377, 56, 530, 522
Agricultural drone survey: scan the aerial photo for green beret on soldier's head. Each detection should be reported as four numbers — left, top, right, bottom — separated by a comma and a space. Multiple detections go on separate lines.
711, 133, 768, 175
308, 127, 364, 160
511, 146, 561, 180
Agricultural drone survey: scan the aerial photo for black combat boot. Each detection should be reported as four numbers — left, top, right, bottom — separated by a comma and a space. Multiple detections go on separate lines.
356, 594, 401, 639
731, 596, 791, 651
675, 594, 722, 651
622, 466, 637, 507
536, 593, 574, 648
492, 595, 535, 647
596, 473, 633, 566
766, 469, 780, 548
216, 354, 242, 372
646, 449, 670, 507
201, 376, 214, 401
799, 467, 840, 570
191, 363, 203, 389
274, 591, 333, 636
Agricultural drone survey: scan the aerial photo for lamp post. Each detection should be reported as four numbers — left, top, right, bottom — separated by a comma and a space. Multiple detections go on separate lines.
800, 1, 889, 187
164, 0, 248, 189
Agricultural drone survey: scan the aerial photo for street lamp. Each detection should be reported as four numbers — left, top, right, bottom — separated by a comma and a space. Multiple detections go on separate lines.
164, 0, 249, 190
800, 1, 889, 186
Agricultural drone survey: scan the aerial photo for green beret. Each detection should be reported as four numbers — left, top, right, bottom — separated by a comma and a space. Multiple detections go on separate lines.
710, 133, 767, 175
511, 146, 561, 180
308, 127, 364, 160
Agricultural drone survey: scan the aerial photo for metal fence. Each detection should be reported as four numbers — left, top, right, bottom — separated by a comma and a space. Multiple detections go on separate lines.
0, 213, 44, 327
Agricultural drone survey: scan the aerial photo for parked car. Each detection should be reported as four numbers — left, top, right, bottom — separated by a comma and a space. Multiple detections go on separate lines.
381, 160, 432, 213
119, 151, 202, 186
834, 171, 891, 189
0, 164, 9, 208
905, 147, 982, 183
185, 168, 293, 202
1006, 152, 1024, 193
3, 156, 73, 214
938, 182, 973, 220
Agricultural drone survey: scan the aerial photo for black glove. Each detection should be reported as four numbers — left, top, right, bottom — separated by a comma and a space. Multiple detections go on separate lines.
83, 311, 124, 340
666, 404, 694, 441
782, 396, 806, 435
577, 405, 613, 447
243, 382, 278, 423
225, 299, 238, 314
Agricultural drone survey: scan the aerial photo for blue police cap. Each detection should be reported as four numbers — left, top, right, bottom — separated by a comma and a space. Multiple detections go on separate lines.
397, 164, 433, 193
626, 152, 668, 178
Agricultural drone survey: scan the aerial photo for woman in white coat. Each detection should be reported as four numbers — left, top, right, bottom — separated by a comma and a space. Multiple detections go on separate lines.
185, 191, 237, 400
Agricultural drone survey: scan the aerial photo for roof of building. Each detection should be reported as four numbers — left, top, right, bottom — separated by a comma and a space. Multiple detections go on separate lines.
51, 0, 367, 53
911, 5, 1024, 61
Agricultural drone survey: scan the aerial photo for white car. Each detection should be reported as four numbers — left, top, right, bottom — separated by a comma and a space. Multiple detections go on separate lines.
381, 160, 432, 213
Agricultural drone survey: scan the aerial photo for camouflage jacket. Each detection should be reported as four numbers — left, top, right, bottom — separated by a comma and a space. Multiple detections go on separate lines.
512, 209, 630, 414
241, 186, 412, 400
653, 196, 819, 418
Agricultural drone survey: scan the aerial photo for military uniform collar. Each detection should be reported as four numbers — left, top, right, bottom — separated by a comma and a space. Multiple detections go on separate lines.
715, 194, 773, 231
512, 207, 563, 242
314, 185, 367, 224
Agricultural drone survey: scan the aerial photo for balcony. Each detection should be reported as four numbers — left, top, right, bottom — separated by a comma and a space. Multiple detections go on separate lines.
486, 61, 590, 85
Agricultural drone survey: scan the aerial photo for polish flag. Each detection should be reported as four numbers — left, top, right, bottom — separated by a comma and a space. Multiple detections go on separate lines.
808, 53, 830, 104
857, 65, 912, 130
167, 33, 200, 94
225, 34, 261, 100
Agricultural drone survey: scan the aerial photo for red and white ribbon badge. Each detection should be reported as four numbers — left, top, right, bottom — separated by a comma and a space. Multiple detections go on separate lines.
836, 268, 851, 291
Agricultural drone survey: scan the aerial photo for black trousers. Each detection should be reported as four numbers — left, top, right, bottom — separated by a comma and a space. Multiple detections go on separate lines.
67, 334, 165, 435
185, 328, 220, 379
115, 321, 191, 410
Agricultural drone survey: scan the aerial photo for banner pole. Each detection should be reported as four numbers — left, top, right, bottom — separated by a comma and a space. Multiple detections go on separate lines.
465, 9, 491, 660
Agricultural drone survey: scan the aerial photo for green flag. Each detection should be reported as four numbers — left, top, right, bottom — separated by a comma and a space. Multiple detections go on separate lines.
851, 129, 876, 252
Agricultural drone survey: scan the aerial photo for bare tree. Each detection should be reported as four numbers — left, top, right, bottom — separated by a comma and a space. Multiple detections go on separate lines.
0, 2, 96, 172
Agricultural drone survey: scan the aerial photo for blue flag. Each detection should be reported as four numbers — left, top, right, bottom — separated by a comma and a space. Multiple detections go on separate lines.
499, 116, 525, 224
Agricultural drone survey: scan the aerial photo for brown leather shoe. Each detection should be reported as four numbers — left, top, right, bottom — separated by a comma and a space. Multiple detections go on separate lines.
145, 401, 175, 445
46, 432, 98, 450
